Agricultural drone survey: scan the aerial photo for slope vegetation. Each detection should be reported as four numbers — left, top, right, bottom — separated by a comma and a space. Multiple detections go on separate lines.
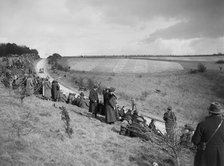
0, 82, 195, 166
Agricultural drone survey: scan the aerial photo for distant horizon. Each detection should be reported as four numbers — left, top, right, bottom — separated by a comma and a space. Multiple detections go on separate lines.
62, 53, 224, 58
1, 42, 223, 59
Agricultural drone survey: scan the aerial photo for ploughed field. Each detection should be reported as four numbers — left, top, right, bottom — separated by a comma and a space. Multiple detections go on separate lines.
132, 55, 224, 62
65, 58, 184, 73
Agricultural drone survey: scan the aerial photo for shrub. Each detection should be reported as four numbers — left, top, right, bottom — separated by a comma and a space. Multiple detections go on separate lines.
111, 72, 116, 76
107, 77, 112, 81
216, 60, 224, 64
189, 69, 198, 74
136, 74, 142, 78
197, 63, 206, 72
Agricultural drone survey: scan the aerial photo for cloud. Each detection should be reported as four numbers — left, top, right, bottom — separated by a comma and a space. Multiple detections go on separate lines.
0, 0, 223, 56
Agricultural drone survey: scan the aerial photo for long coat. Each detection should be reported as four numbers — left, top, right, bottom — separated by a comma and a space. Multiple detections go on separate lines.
103, 89, 110, 114
51, 81, 60, 101
105, 94, 117, 123
25, 77, 34, 96
43, 80, 51, 100
163, 110, 176, 137
89, 89, 99, 114
192, 115, 224, 166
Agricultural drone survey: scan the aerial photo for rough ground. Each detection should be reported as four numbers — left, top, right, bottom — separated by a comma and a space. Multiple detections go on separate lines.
0, 82, 194, 166
50, 58, 224, 127
64, 58, 183, 73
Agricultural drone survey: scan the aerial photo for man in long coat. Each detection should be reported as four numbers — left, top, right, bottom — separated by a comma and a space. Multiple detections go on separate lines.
163, 106, 177, 139
103, 87, 110, 115
105, 87, 117, 124
51, 80, 60, 102
89, 85, 99, 118
192, 102, 224, 166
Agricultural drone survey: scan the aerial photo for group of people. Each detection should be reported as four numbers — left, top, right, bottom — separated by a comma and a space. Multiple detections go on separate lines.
88, 85, 120, 124
163, 101, 224, 166
2, 61, 224, 166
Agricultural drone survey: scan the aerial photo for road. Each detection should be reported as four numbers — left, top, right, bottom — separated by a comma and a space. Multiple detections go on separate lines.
35, 58, 80, 97
35, 58, 166, 134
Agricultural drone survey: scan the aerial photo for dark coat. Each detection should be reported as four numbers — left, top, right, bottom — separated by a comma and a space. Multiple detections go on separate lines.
192, 115, 224, 166
105, 94, 117, 123
89, 89, 99, 114
103, 89, 110, 105
51, 81, 60, 101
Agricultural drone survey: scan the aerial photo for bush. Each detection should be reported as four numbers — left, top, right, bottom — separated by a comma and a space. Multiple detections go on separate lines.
136, 74, 142, 78
197, 63, 206, 72
216, 60, 224, 64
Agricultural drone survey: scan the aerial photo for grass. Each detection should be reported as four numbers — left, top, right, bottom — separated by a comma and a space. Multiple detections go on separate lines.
0, 82, 194, 166
51, 58, 224, 127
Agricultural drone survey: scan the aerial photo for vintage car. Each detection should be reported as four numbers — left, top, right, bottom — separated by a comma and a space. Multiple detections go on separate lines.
39, 68, 44, 73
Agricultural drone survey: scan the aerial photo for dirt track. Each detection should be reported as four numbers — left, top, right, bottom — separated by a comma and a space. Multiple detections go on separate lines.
35, 58, 80, 96
35, 58, 166, 134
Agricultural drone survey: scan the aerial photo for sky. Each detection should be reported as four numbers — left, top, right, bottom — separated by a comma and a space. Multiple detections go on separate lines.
0, 0, 224, 57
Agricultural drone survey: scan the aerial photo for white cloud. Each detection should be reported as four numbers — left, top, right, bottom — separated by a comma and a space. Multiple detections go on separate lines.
0, 0, 223, 57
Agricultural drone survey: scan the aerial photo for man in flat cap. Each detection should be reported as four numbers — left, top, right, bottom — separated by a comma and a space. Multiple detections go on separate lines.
89, 85, 99, 118
192, 102, 224, 166
163, 106, 177, 139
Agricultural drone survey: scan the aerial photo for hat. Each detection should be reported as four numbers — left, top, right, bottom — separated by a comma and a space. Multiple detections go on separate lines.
167, 106, 172, 111
109, 87, 115, 92
80, 92, 84, 96
208, 102, 224, 114
133, 110, 138, 115
184, 124, 194, 131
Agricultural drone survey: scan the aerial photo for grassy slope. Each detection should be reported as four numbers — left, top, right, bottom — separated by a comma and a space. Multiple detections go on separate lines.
0, 83, 195, 166
52, 59, 224, 127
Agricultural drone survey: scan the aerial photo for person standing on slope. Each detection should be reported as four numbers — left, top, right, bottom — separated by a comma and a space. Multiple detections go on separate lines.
105, 87, 117, 124
163, 106, 177, 139
89, 85, 99, 118
192, 102, 224, 166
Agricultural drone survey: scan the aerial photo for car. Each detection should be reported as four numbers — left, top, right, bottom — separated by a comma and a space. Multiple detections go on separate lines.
39, 68, 44, 73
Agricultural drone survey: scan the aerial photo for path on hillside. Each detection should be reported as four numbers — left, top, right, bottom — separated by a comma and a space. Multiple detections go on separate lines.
35, 58, 166, 133
35, 58, 80, 96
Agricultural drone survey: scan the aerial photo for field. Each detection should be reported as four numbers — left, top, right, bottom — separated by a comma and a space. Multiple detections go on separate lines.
130, 55, 224, 62
0, 82, 194, 166
65, 58, 184, 73
1, 56, 224, 166
52, 57, 224, 126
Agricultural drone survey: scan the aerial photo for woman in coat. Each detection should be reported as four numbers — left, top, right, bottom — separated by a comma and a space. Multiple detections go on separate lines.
105, 87, 117, 124
42, 78, 52, 100
25, 75, 34, 96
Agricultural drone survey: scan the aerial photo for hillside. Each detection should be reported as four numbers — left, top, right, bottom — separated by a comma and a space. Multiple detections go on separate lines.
49, 57, 224, 127
0, 81, 194, 166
